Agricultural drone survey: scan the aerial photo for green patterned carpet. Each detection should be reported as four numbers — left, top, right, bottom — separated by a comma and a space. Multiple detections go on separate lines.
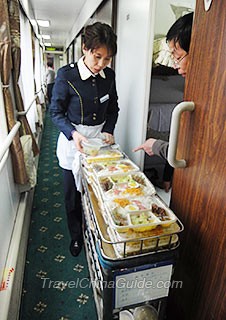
19, 113, 97, 320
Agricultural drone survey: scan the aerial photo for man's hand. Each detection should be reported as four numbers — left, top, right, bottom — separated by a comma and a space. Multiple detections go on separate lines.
133, 138, 157, 156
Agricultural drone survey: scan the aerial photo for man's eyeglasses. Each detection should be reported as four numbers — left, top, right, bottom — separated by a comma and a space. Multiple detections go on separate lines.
172, 53, 188, 68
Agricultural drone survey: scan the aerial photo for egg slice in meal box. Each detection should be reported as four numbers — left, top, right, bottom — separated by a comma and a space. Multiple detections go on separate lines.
125, 204, 139, 211
127, 180, 139, 188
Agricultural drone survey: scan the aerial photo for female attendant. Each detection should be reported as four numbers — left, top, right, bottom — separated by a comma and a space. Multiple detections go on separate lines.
50, 22, 119, 256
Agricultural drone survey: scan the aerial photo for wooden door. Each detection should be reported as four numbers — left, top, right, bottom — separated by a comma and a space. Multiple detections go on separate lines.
167, 1, 226, 319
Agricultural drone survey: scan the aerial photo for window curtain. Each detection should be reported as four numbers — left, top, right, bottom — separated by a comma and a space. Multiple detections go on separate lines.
0, 0, 28, 184
34, 37, 45, 104
8, 0, 39, 156
19, 7, 39, 135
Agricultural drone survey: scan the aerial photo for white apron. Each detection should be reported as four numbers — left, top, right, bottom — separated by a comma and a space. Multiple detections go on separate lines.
56, 123, 105, 192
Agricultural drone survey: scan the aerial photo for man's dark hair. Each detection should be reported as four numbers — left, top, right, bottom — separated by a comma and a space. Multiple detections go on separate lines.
47, 61, 53, 68
166, 12, 193, 53
82, 22, 117, 56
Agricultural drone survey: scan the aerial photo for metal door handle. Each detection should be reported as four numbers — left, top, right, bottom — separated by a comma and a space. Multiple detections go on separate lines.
168, 101, 195, 168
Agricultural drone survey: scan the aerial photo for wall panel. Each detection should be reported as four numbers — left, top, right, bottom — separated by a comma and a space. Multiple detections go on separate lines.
115, 0, 155, 168
0, 160, 19, 285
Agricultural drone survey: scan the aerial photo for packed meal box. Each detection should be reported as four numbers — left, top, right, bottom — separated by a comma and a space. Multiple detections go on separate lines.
82, 158, 140, 186
81, 143, 126, 183
96, 172, 156, 200
91, 159, 140, 177
83, 146, 124, 164
81, 143, 180, 253
107, 224, 179, 257
105, 195, 177, 233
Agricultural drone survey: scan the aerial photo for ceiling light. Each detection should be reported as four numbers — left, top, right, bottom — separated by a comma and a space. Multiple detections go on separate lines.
42, 35, 51, 39
37, 20, 50, 27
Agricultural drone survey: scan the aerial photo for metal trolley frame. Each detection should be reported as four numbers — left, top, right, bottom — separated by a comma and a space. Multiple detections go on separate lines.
81, 175, 183, 320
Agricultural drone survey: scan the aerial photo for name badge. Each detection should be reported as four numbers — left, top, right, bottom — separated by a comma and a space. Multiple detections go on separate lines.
100, 94, 109, 103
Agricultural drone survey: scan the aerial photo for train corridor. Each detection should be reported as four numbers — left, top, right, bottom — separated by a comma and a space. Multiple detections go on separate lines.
19, 112, 97, 320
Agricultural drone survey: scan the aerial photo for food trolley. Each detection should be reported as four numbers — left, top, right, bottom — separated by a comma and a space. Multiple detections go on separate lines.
80, 147, 184, 320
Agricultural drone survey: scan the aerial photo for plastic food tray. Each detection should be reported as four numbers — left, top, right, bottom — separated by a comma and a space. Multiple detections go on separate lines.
149, 195, 177, 227
107, 226, 179, 258
115, 222, 181, 241
104, 195, 177, 232
108, 209, 159, 232
105, 196, 155, 212
84, 147, 123, 164
91, 158, 140, 177
82, 166, 94, 185
96, 172, 156, 200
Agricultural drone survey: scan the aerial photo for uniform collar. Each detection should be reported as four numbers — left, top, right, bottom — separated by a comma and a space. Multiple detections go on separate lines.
77, 56, 106, 80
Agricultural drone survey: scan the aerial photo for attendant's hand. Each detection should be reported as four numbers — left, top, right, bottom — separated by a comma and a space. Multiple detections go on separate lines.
102, 132, 115, 145
132, 138, 157, 156
72, 131, 87, 152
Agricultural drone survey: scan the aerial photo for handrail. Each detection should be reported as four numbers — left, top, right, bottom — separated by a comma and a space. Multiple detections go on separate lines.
0, 121, 21, 171
0, 83, 45, 171
17, 84, 46, 117
168, 101, 195, 168
17, 95, 37, 116
0, 151, 9, 174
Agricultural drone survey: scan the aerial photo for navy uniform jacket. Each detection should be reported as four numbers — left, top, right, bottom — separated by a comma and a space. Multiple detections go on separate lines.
50, 62, 119, 140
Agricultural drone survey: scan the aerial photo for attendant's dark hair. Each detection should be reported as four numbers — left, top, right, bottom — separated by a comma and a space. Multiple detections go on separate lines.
82, 22, 117, 56
166, 12, 193, 53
